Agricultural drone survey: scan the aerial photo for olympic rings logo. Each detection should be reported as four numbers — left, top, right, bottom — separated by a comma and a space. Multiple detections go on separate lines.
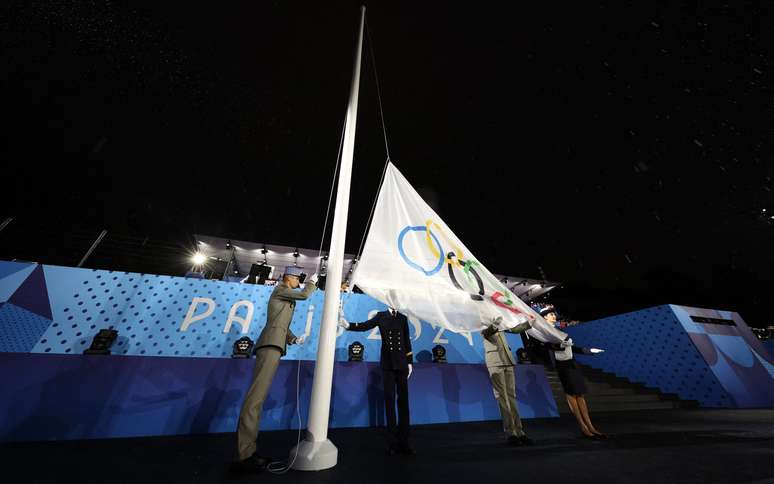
398, 220, 485, 301
397, 221, 531, 318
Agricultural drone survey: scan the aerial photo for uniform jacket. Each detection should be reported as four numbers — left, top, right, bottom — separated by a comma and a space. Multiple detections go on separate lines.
348, 310, 413, 370
542, 341, 593, 363
254, 281, 316, 356
481, 322, 531, 368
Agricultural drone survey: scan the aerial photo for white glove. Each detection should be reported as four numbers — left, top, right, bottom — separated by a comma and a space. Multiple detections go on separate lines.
295, 334, 307, 345
589, 348, 605, 354
338, 318, 350, 329
560, 337, 574, 348
407, 364, 413, 379
307, 273, 319, 285
491, 316, 504, 329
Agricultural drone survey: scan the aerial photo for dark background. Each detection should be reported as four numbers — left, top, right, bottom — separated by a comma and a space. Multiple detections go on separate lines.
1, 1, 772, 326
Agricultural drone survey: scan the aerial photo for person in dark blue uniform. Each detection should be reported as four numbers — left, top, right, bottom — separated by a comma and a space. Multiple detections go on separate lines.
339, 308, 414, 455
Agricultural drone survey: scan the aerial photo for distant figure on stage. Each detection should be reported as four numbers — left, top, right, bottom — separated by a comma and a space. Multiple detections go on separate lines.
540, 306, 606, 440
481, 316, 534, 446
338, 307, 415, 455
232, 266, 317, 472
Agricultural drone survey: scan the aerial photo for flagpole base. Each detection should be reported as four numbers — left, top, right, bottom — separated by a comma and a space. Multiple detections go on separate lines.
289, 437, 338, 471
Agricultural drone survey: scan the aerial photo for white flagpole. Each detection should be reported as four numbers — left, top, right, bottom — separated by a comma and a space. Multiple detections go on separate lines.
291, 5, 366, 471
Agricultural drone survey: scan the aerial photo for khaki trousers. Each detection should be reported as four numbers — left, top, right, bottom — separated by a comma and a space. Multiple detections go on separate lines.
236, 347, 282, 460
487, 365, 524, 437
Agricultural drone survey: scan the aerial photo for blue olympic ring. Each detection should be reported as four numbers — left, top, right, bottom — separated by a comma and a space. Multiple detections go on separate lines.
397, 225, 445, 276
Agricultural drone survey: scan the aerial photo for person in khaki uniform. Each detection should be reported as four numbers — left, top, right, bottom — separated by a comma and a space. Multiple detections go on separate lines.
481, 316, 533, 446
232, 266, 317, 472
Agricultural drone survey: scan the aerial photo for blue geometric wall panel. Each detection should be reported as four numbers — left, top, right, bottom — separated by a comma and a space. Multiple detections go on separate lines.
0, 303, 53, 353
670, 305, 774, 408
0, 261, 523, 363
764, 341, 774, 361
0, 262, 37, 303
8, 264, 52, 319
566, 304, 774, 408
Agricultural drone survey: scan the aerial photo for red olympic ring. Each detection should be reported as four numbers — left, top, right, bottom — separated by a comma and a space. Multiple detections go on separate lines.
491, 291, 529, 316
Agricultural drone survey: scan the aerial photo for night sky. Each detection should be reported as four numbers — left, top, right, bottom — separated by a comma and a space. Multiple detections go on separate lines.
2, 1, 772, 326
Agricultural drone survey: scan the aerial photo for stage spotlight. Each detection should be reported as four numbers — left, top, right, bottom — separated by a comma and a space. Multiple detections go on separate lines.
348, 341, 364, 362
232, 336, 254, 358
261, 245, 268, 255
84, 329, 118, 355
293, 248, 300, 258
432, 345, 447, 363
192, 253, 206, 265
226, 240, 232, 250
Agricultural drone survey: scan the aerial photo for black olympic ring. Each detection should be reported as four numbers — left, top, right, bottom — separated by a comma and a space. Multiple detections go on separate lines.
446, 252, 485, 301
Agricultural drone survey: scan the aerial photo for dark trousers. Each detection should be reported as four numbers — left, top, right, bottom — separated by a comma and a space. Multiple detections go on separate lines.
382, 368, 410, 444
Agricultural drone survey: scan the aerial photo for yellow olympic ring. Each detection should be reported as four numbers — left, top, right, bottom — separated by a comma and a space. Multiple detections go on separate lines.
424, 219, 465, 268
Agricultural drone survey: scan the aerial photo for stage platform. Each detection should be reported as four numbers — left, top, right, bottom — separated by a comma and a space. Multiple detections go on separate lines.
2, 409, 772, 483
0, 354, 557, 442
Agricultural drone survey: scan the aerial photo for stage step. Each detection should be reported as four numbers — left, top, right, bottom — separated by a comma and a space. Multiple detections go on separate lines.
547, 380, 633, 394
539, 363, 699, 414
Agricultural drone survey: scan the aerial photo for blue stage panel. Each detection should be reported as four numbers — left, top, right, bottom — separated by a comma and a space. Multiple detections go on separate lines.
0, 353, 557, 442
0, 303, 52, 352
0, 261, 524, 364
567, 305, 774, 408
764, 340, 774, 358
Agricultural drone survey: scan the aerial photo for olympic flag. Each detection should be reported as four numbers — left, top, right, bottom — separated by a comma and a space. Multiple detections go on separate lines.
351, 162, 567, 342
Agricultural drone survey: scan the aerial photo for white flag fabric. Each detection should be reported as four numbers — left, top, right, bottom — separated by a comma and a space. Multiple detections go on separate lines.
351, 162, 567, 343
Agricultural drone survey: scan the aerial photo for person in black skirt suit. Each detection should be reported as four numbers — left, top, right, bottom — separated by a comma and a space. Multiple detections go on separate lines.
540, 306, 606, 439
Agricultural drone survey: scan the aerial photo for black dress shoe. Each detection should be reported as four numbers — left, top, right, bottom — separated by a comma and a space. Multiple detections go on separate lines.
387, 442, 399, 455
398, 443, 416, 456
519, 435, 534, 446
507, 435, 523, 446
230, 453, 270, 473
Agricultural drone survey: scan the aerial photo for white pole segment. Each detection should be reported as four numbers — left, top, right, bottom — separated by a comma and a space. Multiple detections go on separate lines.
291, 5, 366, 471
